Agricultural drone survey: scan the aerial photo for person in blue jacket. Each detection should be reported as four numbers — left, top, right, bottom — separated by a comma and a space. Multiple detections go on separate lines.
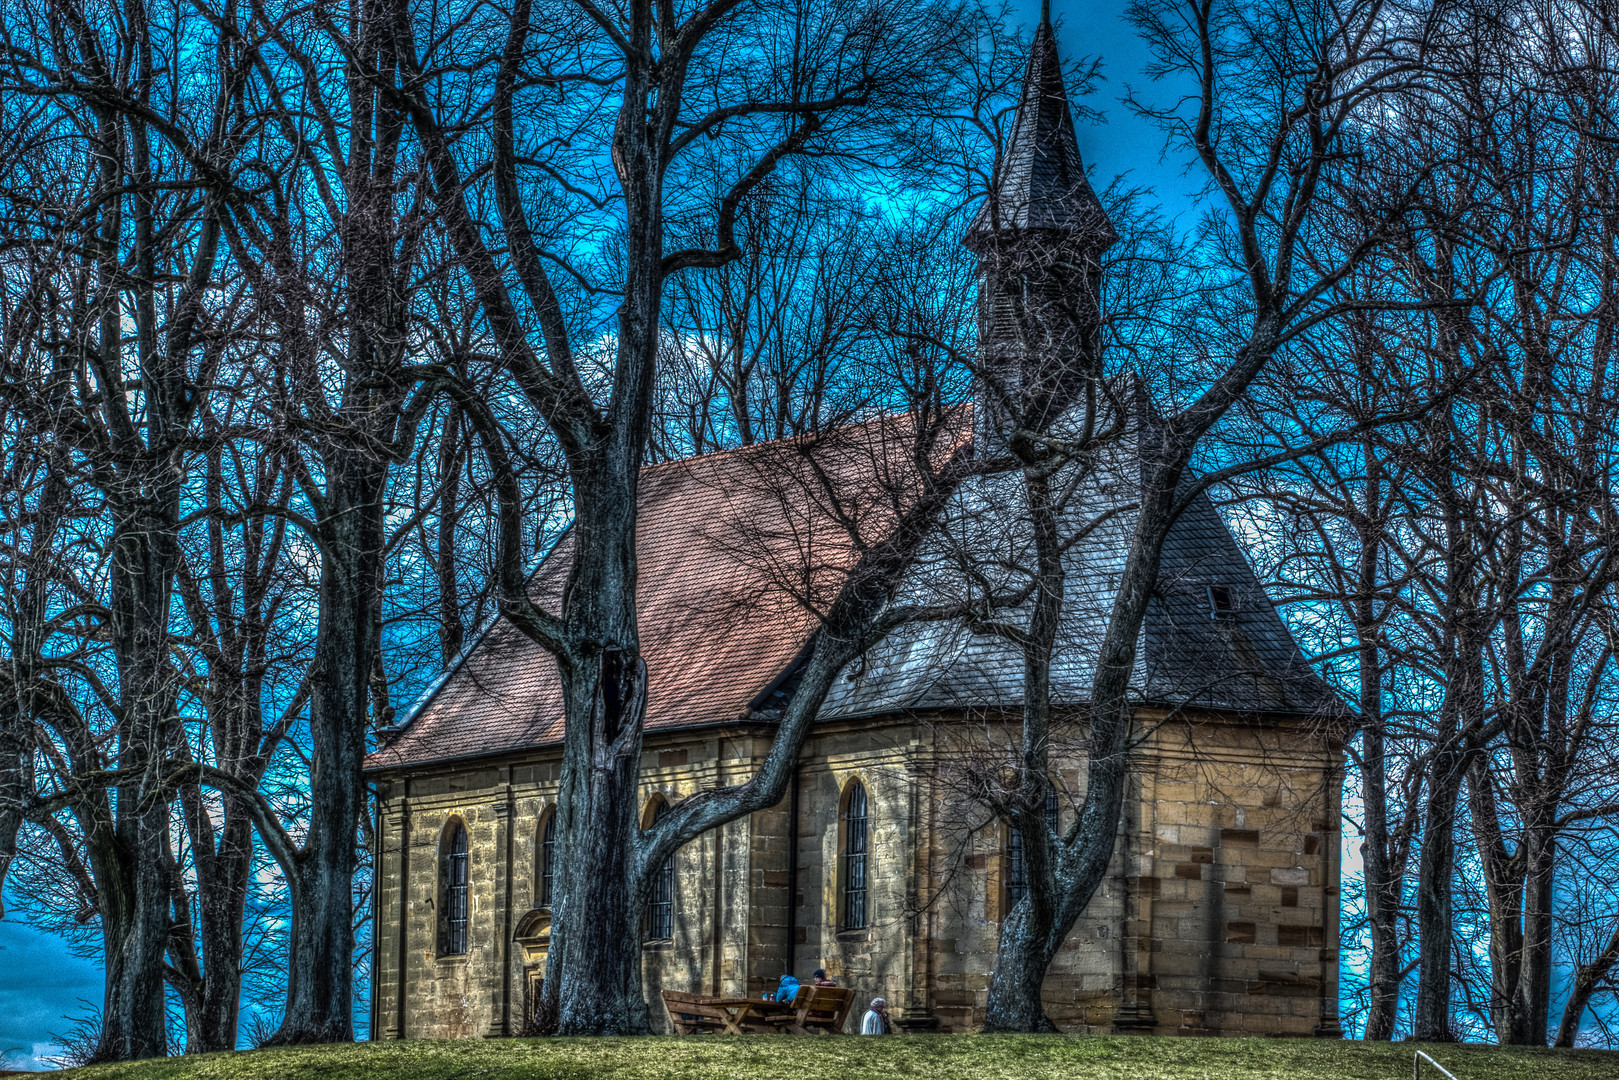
860, 997, 892, 1034
774, 973, 801, 1003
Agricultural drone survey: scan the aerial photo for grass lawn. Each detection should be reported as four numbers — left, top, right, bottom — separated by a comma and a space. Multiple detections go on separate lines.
53, 1036, 1619, 1080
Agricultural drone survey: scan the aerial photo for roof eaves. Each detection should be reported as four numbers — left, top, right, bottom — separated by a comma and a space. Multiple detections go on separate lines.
743, 636, 818, 718
363, 713, 779, 777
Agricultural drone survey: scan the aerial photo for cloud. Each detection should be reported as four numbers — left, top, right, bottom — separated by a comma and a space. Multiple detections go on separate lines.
0, 916, 102, 1072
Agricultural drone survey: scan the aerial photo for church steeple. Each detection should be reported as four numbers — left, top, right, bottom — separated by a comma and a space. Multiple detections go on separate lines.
964, 7, 1115, 447
965, 9, 1113, 245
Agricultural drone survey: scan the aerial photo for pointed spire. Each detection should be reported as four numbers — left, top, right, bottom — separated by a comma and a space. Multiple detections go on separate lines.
964, 13, 1115, 250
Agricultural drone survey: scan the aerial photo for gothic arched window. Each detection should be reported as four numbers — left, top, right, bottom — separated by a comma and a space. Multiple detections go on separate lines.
644, 800, 674, 941
440, 819, 470, 955
539, 808, 557, 910
839, 780, 869, 931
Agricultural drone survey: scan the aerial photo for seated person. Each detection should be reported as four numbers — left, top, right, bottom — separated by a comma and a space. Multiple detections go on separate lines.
811, 969, 836, 987
774, 973, 801, 1003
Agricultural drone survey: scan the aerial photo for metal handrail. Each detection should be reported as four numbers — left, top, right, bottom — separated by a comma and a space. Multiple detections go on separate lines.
1414, 1050, 1460, 1080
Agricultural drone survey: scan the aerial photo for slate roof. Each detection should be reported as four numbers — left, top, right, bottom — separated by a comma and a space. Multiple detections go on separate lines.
816, 423, 1334, 721
963, 16, 1116, 249
366, 404, 1337, 774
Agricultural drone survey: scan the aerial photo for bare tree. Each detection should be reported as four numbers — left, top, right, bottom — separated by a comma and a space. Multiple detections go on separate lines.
0, 0, 258, 1052
390, 0, 999, 1033
931, 0, 1425, 1031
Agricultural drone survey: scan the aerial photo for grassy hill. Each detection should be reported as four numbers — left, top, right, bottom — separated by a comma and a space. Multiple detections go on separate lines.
51, 1035, 1619, 1080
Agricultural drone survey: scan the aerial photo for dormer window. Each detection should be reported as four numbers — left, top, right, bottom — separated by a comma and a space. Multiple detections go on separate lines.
1208, 585, 1236, 619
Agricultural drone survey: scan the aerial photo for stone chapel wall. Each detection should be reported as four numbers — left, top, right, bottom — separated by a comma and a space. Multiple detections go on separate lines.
369, 711, 1341, 1040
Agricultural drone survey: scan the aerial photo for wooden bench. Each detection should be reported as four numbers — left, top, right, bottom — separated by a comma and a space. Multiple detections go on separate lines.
661, 991, 732, 1035
761, 985, 856, 1035
662, 990, 801, 1034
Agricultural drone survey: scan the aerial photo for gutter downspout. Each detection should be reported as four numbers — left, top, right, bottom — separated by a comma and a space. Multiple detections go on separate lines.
500, 772, 516, 1035
784, 761, 801, 981
369, 783, 381, 1040
395, 795, 411, 1039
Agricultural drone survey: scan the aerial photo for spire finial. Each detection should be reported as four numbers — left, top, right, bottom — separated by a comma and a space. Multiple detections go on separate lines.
1040, 0, 1051, 28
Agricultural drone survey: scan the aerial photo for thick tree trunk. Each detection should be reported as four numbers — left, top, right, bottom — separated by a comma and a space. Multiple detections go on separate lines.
191, 802, 254, 1051
1412, 740, 1466, 1042
94, 771, 174, 1061
984, 899, 1063, 1032
544, 649, 651, 1034
536, 22, 665, 1022
540, 447, 652, 1034
96, 494, 187, 1061
269, 464, 386, 1045
93, 854, 168, 1062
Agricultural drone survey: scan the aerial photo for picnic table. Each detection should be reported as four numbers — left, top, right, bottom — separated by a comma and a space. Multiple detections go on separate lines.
662, 986, 856, 1035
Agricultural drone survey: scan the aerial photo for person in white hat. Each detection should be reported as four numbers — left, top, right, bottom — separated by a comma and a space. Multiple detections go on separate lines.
860, 997, 892, 1035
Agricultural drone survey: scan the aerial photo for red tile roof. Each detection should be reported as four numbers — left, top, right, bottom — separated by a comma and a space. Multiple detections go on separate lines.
365, 411, 960, 772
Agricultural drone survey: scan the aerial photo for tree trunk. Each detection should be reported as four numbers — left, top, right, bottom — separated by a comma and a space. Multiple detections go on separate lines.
269, 463, 387, 1045
984, 899, 1062, 1032
92, 852, 169, 1062
1412, 370, 1481, 1046
543, 651, 651, 1034
1360, 691, 1402, 1040
267, 11, 408, 1030
1355, 457, 1402, 1041
540, 451, 653, 1034
536, 17, 666, 1021
1466, 752, 1522, 1043
984, 464, 1065, 1033
1512, 825, 1554, 1045
191, 800, 254, 1051
96, 489, 189, 1061
1412, 739, 1466, 1042
982, 416, 1190, 1030
1555, 919, 1619, 1047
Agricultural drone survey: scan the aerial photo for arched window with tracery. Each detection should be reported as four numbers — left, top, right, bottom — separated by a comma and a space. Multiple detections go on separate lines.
439, 818, 470, 955
539, 808, 557, 909
839, 779, 869, 931
644, 799, 674, 941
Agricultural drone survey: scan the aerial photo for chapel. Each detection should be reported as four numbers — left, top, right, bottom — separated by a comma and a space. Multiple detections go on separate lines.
364, 12, 1346, 1040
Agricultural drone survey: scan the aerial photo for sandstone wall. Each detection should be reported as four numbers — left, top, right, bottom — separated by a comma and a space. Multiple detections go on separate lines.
369, 710, 1342, 1040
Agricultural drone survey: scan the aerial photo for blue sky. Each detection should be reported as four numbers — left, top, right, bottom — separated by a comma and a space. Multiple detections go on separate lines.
0, 0, 1190, 1066
0, 917, 101, 1070
1029, 0, 1206, 223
